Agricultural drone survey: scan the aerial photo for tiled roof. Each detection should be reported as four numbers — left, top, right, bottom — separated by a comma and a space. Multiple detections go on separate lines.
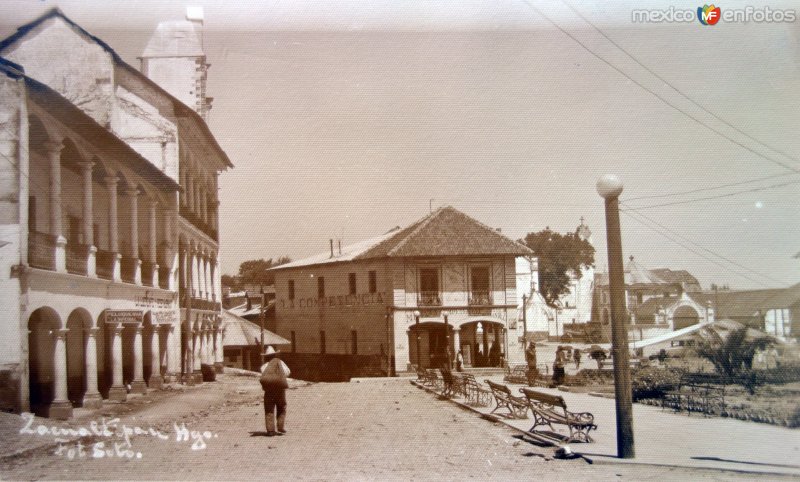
273, 206, 532, 270
689, 289, 784, 318
221, 310, 288, 347
758, 282, 800, 310
650, 269, 701, 290
634, 296, 679, 319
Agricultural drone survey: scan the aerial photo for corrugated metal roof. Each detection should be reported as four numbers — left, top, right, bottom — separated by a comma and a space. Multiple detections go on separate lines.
221, 310, 289, 347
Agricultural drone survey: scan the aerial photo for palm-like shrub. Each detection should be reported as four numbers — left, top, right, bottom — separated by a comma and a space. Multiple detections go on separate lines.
695, 326, 774, 393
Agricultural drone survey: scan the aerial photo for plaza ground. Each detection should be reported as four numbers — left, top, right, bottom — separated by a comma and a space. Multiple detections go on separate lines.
0, 371, 797, 480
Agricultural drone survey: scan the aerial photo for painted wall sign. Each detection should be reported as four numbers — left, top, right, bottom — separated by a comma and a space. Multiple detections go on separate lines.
105, 310, 143, 324
279, 292, 386, 310
152, 310, 178, 325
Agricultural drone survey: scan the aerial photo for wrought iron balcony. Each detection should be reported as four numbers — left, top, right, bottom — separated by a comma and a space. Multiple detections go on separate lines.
95, 249, 116, 280
28, 230, 56, 270
468, 291, 492, 306
65, 244, 90, 276
418, 291, 442, 307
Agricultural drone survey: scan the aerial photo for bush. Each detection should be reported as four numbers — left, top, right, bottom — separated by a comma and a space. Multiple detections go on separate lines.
758, 362, 800, 385
631, 367, 683, 401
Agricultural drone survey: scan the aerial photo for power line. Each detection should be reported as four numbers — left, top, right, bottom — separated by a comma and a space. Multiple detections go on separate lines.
623, 171, 799, 202
518, 0, 800, 174
621, 178, 800, 210
561, 0, 800, 169
620, 204, 789, 286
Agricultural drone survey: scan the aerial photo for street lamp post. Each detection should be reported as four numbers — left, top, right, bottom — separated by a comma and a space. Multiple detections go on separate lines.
414, 310, 421, 369
597, 174, 635, 459
521, 294, 528, 351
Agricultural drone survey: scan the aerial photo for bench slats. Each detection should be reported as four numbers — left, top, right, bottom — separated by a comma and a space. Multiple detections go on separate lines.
519, 387, 596, 443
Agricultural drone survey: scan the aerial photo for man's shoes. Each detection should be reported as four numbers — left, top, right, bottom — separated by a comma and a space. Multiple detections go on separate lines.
265, 431, 277, 437
277, 429, 287, 434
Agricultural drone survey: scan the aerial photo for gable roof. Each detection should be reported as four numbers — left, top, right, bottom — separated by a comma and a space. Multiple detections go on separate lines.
273, 206, 533, 271
0, 8, 232, 169
689, 289, 784, 318
758, 282, 800, 310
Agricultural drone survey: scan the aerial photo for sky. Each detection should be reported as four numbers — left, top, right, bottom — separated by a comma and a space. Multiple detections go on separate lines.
2, 0, 799, 290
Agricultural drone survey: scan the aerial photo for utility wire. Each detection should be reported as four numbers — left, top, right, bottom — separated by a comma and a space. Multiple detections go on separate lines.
519, 0, 800, 174
621, 203, 790, 286
624, 171, 799, 202
562, 0, 800, 169
621, 178, 800, 210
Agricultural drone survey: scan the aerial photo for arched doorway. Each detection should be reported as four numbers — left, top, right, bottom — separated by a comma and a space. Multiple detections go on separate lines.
673, 306, 700, 330
458, 320, 505, 368
408, 322, 452, 369
65, 308, 92, 407
28, 307, 61, 417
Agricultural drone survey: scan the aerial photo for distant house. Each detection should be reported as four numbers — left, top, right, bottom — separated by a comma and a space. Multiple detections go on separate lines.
269, 206, 533, 379
593, 257, 710, 341
690, 282, 800, 342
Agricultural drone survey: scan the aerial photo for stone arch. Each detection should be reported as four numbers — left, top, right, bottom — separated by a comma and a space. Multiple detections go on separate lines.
673, 305, 700, 330
65, 308, 92, 407
27, 307, 61, 416
457, 318, 506, 368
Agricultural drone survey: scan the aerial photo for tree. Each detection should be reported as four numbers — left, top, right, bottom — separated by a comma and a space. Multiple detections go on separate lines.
695, 326, 774, 393
222, 257, 292, 292
237, 257, 292, 288
520, 228, 594, 307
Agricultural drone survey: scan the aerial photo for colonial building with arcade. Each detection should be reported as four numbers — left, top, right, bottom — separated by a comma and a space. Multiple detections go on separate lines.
0, 8, 230, 418
270, 207, 533, 378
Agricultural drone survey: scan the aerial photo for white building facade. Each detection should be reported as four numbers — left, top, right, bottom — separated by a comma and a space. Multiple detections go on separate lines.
0, 8, 230, 418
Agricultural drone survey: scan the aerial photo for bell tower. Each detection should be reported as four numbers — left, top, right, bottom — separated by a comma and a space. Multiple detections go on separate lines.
140, 7, 213, 120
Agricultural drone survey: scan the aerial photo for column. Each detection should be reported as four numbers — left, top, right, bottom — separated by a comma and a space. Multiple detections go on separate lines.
162, 208, 175, 290
192, 328, 202, 383
80, 161, 97, 277
45, 140, 67, 272
83, 327, 102, 409
453, 329, 461, 357
108, 323, 127, 401
191, 248, 199, 298
203, 256, 211, 300
213, 326, 224, 373
49, 329, 73, 419
148, 199, 159, 287
105, 175, 121, 281
130, 325, 147, 394
186, 174, 194, 212
126, 187, 142, 285
164, 324, 176, 382
149, 325, 163, 389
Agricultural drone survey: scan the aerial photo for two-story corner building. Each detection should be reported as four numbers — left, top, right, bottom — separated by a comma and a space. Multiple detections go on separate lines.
269, 207, 533, 379
0, 8, 231, 419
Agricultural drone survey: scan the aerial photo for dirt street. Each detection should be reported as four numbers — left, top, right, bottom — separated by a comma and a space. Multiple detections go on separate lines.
0, 374, 785, 480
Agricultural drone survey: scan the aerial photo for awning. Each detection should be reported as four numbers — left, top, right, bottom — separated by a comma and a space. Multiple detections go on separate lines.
221, 310, 290, 347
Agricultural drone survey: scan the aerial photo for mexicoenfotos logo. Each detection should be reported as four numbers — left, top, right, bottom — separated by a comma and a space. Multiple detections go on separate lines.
698, 4, 721, 25
632, 5, 796, 23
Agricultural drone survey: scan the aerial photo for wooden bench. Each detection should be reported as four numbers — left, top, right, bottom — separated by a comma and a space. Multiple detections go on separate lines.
485, 380, 529, 419
503, 364, 529, 384
519, 387, 597, 443
461, 373, 492, 407
439, 369, 466, 398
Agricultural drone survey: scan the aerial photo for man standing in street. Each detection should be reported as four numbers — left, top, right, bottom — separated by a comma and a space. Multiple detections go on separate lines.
260, 346, 291, 437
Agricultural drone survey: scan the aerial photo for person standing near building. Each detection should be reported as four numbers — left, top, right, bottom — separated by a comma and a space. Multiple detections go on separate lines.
455, 349, 464, 372
573, 348, 582, 369
525, 343, 538, 385
260, 346, 291, 437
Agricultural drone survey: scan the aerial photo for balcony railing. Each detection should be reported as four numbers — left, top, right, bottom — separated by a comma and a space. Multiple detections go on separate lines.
141, 261, 156, 287
418, 291, 442, 307
28, 231, 55, 270
95, 249, 116, 280
65, 244, 89, 276
179, 206, 218, 241
468, 291, 492, 306
120, 257, 138, 284
159, 266, 171, 290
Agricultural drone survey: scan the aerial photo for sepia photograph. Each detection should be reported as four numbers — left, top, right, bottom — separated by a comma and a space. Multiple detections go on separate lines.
0, 0, 798, 479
